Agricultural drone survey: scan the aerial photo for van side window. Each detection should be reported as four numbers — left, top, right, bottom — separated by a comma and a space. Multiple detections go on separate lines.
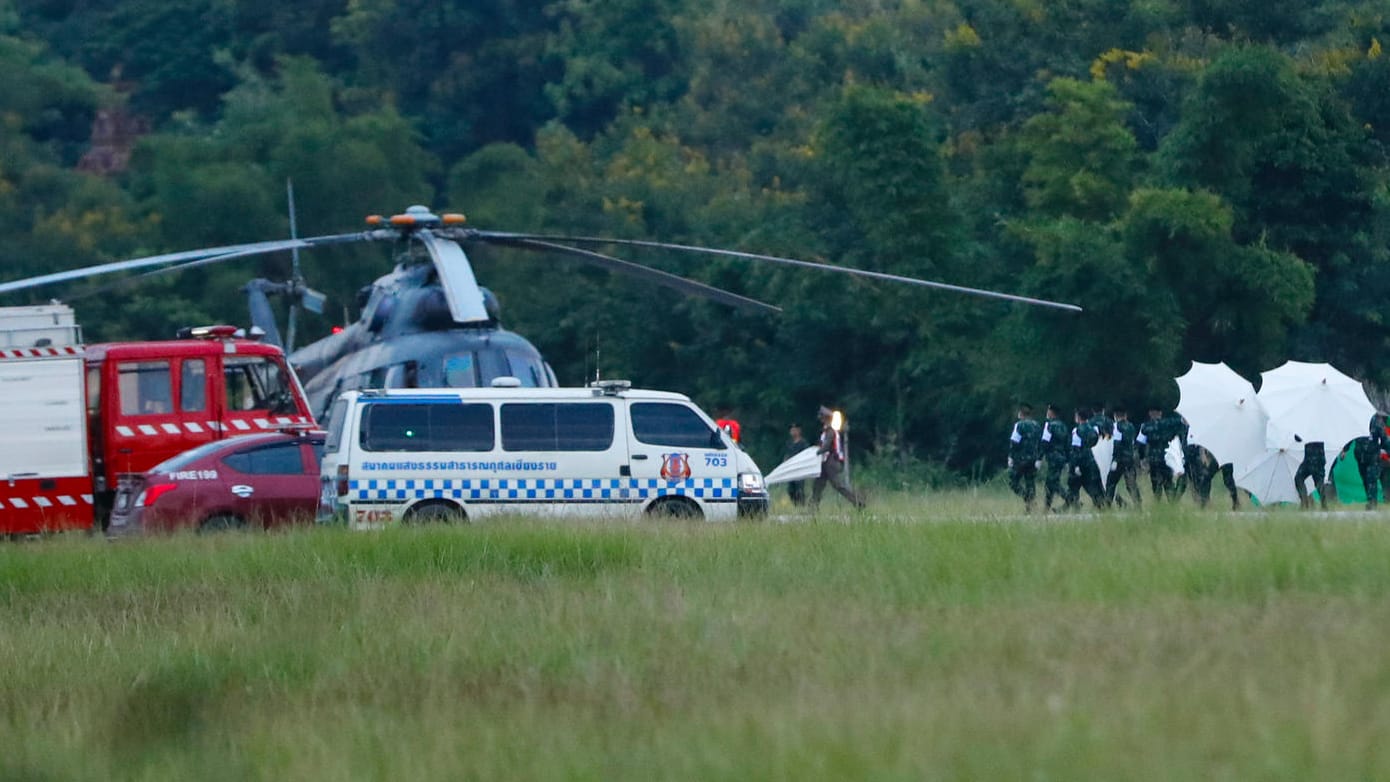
117, 361, 172, 415
630, 403, 723, 449
501, 403, 614, 451
361, 402, 494, 452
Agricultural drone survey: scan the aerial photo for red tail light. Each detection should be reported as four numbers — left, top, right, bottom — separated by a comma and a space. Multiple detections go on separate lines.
336, 465, 349, 497
139, 483, 178, 507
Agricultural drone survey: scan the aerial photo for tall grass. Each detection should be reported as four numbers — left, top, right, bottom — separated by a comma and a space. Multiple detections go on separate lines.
3, 498, 1390, 780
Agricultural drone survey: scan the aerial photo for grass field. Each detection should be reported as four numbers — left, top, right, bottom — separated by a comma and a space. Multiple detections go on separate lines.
5, 492, 1390, 780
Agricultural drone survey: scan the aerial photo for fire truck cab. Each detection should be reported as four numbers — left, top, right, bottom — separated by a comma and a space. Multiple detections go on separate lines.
0, 321, 314, 535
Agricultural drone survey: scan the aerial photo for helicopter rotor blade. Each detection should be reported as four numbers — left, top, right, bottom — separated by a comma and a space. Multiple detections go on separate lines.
481, 236, 781, 315
471, 232, 1083, 313
416, 231, 490, 323
0, 231, 384, 296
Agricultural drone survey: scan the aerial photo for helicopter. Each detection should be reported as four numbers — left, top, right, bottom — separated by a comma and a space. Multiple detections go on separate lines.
0, 205, 1082, 419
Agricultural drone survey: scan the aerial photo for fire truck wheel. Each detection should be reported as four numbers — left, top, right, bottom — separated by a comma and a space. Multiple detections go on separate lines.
200, 514, 247, 533
645, 497, 702, 520
403, 501, 466, 524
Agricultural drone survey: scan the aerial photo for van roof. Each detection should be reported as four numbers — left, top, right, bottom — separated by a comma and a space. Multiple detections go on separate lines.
343, 386, 694, 403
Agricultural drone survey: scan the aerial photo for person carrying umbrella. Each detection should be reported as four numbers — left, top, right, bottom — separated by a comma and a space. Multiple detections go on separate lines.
1355, 412, 1390, 510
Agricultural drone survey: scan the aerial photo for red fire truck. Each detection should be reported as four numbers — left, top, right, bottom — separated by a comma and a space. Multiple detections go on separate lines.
0, 318, 314, 535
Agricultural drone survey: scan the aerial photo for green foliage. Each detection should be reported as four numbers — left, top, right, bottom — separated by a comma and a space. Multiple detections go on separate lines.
1022, 78, 1139, 221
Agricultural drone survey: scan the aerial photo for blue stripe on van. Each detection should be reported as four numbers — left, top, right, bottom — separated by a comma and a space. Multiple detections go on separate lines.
347, 477, 738, 503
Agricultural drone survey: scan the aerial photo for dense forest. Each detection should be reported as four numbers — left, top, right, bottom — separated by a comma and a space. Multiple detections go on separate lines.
4, 0, 1390, 480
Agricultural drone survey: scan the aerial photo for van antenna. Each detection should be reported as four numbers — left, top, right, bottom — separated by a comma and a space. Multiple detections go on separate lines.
594, 333, 601, 383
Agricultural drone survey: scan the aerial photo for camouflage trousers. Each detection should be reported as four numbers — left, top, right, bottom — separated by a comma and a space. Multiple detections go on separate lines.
1067, 459, 1107, 510
1294, 457, 1326, 510
1043, 455, 1068, 510
1106, 460, 1142, 507
1358, 458, 1388, 509
1008, 462, 1038, 511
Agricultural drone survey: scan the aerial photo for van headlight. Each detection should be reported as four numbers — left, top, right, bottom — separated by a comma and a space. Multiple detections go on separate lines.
738, 472, 765, 493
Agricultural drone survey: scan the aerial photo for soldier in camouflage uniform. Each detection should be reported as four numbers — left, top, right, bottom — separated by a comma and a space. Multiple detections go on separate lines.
1090, 405, 1115, 440
1007, 403, 1044, 512
1293, 437, 1327, 510
1067, 407, 1108, 510
1355, 412, 1390, 510
1106, 406, 1142, 508
1040, 404, 1071, 512
1136, 406, 1174, 500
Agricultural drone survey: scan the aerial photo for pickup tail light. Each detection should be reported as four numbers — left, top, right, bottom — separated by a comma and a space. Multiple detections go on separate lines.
336, 465, 349, 497
138, 483, 178, 507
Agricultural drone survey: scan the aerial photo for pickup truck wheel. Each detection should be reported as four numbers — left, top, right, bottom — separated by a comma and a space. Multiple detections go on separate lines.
403, 501, 466, 524
200, 514, 246, 533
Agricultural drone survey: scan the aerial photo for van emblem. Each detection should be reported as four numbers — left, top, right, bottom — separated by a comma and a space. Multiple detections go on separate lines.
660, 453, 691, 481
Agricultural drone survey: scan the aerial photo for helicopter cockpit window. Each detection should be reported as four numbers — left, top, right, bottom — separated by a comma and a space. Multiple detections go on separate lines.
504, 350, 545, 388
117, 361, 172, 416
180, 359, 207, 413
223, 356, 295, 413
478, 350, 510, 385
443, 353, 478, 388
630, 402, 725, 449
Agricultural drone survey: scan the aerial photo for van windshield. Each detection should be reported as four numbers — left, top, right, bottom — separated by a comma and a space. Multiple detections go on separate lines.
323, 399, 348, 455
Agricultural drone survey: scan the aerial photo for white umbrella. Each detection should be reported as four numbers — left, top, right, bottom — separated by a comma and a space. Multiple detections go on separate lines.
1258, 361, 1375, 472
1233, 427, 1305, 505
1092, 435, 1114, 490
1175, 361, 1269, 471
763, 446, 821, 486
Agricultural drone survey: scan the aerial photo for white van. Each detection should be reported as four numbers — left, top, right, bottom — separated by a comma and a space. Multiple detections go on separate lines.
318, 381, 768, 525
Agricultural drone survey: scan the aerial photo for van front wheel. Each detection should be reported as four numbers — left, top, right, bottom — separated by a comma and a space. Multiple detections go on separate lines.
403, 501, 466, 524
646, 497, 702, 520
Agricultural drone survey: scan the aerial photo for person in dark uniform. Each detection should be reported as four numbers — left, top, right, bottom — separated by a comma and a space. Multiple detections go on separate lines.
1136, 405, 1174, 500
1067, 407, 1108, 510
1186, 446, 1217, 508
1040, 404, 1071, 512
1355, 412, 1390, 510
1107, 406, 1142, 508
1293, 436, 1327, 510
1008, 403, 1043, 512
783, 423, 809, 506
1217, 462, 1240, 510
811, 406, 865, 510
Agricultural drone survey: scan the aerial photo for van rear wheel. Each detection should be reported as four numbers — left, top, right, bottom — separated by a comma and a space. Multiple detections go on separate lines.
404, 501, 466, 524
646, 497, 702, 520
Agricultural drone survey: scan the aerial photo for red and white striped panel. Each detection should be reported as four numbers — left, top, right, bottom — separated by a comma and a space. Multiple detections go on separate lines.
112, 415, 314, 438
0, 345, 83, 360
0, 494, 94, 510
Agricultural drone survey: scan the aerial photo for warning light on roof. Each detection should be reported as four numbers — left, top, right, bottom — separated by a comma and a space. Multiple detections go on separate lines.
365, 215, 384, 226
389, 214, 416, 227
441, 212, 467, 225
331, 326, 344, 334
